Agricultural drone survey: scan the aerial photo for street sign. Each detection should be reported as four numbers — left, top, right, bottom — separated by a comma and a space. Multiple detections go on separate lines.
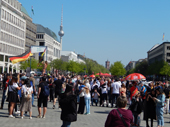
31, 46, 47, 53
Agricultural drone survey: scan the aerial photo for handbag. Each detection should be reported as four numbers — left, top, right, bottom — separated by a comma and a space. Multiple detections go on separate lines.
116, 109, 128, 127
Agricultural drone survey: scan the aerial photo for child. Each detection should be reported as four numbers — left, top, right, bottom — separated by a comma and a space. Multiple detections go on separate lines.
92, 89, 100, 106
129, 91, 143, 127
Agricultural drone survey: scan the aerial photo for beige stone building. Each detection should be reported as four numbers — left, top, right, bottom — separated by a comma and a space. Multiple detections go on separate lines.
21, 6, 37, 52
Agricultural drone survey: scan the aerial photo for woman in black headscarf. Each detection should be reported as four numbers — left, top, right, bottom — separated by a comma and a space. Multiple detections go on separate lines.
144, 88, 156, 127
59, 85, 77, 127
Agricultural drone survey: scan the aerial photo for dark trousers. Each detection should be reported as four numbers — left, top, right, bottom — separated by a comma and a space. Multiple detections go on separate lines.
111, 94, 119, 107
78, 96, 85, 114
50, 89, 54, 102
108, 90, 111, 103
101, 93, 107, 103
146, 117, 153, 127
1, 89, 6, 108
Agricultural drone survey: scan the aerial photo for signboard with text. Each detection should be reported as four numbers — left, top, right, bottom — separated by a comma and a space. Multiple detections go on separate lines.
31, 46, 47, 53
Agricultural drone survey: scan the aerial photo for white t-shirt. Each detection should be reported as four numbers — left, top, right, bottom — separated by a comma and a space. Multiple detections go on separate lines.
0, 74, 2, 81
92, 92, 99, 99
22, 85, 33, 93
91, 83, 98, 90
79, 88, 85, 97
9, 83, 18, 92
84, 90, 91, 98
101, 84, 108, 94
85, 83, 91, 91
111, 81, 121, 94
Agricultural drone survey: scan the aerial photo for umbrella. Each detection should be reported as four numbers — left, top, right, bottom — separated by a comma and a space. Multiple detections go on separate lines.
84, 75, 87, 78
104, 73, 111, 77
95, 72, 104, 75
90, 74, 95, 78
125, 73, 146, 80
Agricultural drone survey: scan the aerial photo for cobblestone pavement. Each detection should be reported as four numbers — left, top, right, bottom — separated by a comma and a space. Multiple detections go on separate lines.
0, 91, 170, 127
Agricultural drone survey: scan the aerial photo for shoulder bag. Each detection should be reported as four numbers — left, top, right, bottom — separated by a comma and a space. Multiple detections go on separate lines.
116, 109, 128, 127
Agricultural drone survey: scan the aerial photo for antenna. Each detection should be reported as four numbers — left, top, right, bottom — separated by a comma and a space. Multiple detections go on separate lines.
61, 4, 63, 26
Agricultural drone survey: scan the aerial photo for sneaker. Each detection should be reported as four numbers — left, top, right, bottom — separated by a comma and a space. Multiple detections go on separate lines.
53, 105, 55, 109
29, 117, 32, 119
36, 115, 42, 118
9, 115, 15, 118
21, 116, 23, 119
42, 115, 45, 118
84, 113, 88, 115
87, 113, 90, 115
15, 111, 20, 114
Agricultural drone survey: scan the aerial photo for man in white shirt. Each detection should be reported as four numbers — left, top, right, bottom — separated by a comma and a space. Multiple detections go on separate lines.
111, 78, 121, 108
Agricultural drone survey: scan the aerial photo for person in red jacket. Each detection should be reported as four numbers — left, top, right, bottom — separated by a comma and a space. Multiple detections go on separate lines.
130, 81, 138, 100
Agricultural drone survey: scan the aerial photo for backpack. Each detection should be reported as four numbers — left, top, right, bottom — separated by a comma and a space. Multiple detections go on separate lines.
24, 86, 32, 99
42, 83, 50, 97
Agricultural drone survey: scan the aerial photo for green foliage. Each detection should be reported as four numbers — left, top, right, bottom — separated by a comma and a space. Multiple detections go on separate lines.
147, 60, 164, 75
131, 60, 148, 75
160, 62, 170, 76
50, 58, 110, 74
20, 58, 38, 70
50, 59, 67, 71
85, 59, 110, 74
110, 61, 126, 76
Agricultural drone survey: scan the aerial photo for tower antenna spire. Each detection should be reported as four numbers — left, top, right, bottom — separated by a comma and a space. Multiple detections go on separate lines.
61, 4, 63, 26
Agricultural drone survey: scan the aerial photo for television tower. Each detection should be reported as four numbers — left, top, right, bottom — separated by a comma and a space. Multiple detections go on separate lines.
58, 5, 64, 50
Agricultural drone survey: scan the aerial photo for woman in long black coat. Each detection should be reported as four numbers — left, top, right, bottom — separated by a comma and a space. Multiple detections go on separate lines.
59, 85, 77, 127
144, 88, 156, 127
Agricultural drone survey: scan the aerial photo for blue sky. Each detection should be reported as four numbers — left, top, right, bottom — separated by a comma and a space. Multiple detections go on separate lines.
19, 0, 170, 66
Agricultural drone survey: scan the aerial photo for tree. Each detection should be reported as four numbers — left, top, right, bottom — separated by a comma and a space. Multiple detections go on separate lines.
147, 60, 164, 75
110, 61, 126, 76
160, 62, 170, 77
50, 59, 67, 71
133, 60, 148, 75
20, 58, 38, 70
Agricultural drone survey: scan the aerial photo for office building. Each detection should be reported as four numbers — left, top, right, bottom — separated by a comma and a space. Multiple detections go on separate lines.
21, 6, 37, 52
36, 24, 61, 63
148, 42, 170, 64
61, 51, 85, 64
0, 0, 26, 73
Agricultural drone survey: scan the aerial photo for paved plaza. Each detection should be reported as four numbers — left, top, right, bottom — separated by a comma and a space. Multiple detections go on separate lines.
0, 91, 170, 127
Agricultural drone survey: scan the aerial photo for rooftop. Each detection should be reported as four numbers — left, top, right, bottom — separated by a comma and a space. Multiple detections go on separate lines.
21, 6, 30, 17
148, 42, 170, 53
36, 24, 60, 42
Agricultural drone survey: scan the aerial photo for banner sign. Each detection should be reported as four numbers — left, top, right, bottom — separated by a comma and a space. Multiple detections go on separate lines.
31, 46, 47, 53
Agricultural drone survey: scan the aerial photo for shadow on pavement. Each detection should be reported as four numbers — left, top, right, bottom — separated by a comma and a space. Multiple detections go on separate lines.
94, 110, 110, 114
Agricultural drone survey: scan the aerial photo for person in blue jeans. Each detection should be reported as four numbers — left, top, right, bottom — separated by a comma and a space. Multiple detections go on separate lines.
152, 87, 165, 127
29, 74, 36, 106
84, 85, 91, 115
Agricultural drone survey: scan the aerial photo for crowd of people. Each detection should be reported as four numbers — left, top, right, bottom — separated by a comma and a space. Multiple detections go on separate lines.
0, 72, 170, 127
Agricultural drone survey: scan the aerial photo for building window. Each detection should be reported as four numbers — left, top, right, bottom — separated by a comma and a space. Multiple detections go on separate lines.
0, 55, 4, 61
167, 53, 170, 56
5, 56, 8, 62
167, 59, 170, 63
167, 46, 170, 50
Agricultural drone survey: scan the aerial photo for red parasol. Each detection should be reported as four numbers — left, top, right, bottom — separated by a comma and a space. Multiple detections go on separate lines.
90, 74, 95, 78
125, 73, 146, 80
104, 73, 111, 77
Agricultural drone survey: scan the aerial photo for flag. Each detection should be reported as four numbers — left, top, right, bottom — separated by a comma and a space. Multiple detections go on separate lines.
162, 33, 165, 41
41, 47, 47, 57
9, 50, 33, 64
31, 6, 34, 15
